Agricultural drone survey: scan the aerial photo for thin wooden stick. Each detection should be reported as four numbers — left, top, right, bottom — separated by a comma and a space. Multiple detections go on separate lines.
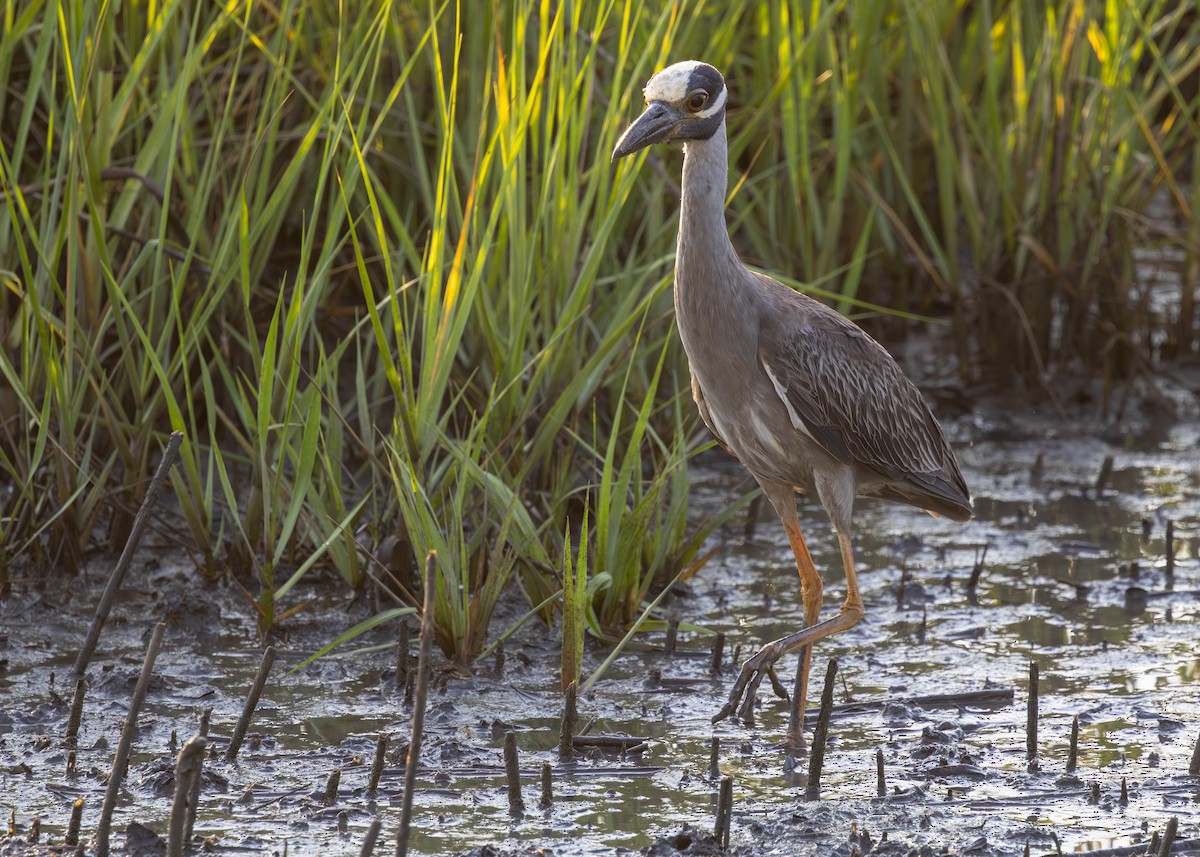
65, 678, 86, 746
64, 799, 84, 846
804, 658, 838, 801
1158, 816, 1178, 857
504, 731, 524, 816
1068, 714, 1079, 772
395, 620, 410, 691
184, 708, 211, 846
664, 617, 679, 654
360, 818, 382, 857
95, 621, 166, 857
323, 768, 342, 805
226, 646, 276, 762
74, 433, 182, 677
368, 733, 389, 794
1026, 660, 1039, 762
539, 761, 553, 809
395, 552, 437, 857
714, 774, 733, 848
708, 632, 725, 675
166, 736, 207, 857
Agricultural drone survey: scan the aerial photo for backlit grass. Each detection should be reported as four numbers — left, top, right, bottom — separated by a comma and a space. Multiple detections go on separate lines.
1, 0, 1195, 662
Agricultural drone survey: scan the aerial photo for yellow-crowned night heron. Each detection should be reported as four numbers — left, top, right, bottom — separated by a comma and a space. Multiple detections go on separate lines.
612, 61, 971, 753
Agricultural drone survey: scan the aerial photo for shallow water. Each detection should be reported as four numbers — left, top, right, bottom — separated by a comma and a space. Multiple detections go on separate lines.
2, 396, 1198, 855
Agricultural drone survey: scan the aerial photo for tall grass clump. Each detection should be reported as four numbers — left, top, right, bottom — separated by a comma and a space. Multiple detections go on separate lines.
727, 1, 1198, 402
1, 0, 1195, 660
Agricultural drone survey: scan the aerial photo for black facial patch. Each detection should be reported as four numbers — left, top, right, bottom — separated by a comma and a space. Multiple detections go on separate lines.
678, 64, 727, 141
687, 64, 725, 102
678, 110, 725, 141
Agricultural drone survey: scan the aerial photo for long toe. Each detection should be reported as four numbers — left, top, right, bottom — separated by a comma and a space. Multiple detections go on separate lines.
711, 643, 784, 725
766, 666, 790, 702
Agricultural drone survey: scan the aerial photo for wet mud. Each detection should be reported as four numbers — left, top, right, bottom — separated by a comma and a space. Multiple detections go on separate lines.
2, 377, 1199, 855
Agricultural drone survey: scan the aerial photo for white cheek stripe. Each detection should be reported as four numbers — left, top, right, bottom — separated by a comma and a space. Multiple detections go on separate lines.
695, 86, 727, 118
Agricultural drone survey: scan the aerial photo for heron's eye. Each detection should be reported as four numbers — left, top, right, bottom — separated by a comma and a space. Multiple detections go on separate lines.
685, 91, 708, 112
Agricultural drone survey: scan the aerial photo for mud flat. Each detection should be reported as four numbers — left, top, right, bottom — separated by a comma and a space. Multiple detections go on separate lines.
2, 388, 1199, 855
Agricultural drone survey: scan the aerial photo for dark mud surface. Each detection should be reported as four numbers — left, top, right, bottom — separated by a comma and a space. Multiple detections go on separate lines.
3, 375, 1200, 855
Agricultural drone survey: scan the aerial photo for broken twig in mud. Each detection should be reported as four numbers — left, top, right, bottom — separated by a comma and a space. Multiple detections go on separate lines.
65, 678, 86, 747
395, 619, 410, 690
65, 799, 83, 846
360, 818, 381, 857
1189, 729, 1200, 777
1165, 520, 1175, 576
504, 731, 524, 816
368, 733, 388, 794
396, 552, 437, 857
1069, 836, 1200, 857
1158, 816, 1179, 857
714, 774, 733, 848
810, 686, 1014, 724
166, 735, 206, 857
323, 767, 341, 805
1095, 454, 1114, 492
227, 645, 276, 762
185, 708, 210, 846
1068, 714, 1079, 772
805, 658, 838, 801
539, 761, 553, 809
709, 632, 725, 675
708, 736, 720, 781
559, 681, 578, 761
571, 735, 648, 754
95, 621, 166, 857
73, 432, 182, 678
876, 748, 885, 797
1026, 660, 1039, 763
665, 617, 679, 654
967, 544, 988, 593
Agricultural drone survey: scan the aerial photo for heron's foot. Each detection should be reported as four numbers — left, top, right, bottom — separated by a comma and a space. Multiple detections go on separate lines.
782, 724, 811, 758
711, 641, 790, 725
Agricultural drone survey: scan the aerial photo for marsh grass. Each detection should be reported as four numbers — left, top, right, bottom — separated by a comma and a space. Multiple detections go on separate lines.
1, 0, 1195, 661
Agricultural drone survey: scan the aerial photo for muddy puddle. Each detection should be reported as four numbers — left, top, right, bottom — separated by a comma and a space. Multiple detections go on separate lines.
2, 386, 1199, 855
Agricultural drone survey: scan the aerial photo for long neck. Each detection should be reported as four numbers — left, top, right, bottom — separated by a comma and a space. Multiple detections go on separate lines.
674, 120, 749, 366
677, 120, 739, 279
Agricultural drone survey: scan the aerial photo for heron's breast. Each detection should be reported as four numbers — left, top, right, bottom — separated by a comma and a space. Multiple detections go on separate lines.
693, 375, 820, 489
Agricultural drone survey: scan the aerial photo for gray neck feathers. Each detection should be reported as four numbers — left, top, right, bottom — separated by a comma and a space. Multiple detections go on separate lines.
674, 119, 753, 366
678, 120, 739, 276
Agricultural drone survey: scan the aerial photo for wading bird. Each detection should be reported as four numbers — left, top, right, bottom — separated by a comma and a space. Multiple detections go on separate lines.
612, 61, 971, 753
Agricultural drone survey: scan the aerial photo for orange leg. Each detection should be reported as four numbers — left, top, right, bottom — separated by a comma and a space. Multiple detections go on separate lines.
783, 520, 823, 756
713, 527, 864, 734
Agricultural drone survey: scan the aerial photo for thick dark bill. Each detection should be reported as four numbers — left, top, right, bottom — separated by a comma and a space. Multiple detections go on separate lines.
611, 102, 678, 161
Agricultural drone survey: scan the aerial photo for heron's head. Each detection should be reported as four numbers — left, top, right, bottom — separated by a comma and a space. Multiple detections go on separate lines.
611, 61, 727, 161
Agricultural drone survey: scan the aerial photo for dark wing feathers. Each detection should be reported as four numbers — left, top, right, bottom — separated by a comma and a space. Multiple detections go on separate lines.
758, 301, 971, 518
